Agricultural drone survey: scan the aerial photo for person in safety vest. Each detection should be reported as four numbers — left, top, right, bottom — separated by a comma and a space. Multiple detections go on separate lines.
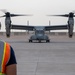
0, 41, 17, 75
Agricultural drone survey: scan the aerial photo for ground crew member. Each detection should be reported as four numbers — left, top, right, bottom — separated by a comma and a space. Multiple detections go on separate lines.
0, 40, 17, 75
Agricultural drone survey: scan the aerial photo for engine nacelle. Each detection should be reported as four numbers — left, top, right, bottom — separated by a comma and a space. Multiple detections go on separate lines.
68, 17, 74, 38
68, 24, 73, 38
0, 22, 1, 29
5, 18, 11, 37
5, 24, 11, 37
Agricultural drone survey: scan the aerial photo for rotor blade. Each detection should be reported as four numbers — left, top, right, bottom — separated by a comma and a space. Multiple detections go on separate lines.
74, 15, 75, 17
0, 9, 33, 17
0, 14, 33, 17
0, 9, 7, 13
0, 15, 6, 17
10, 14, 33, 17
72, 10, 75, 13
47, 14, 69, 17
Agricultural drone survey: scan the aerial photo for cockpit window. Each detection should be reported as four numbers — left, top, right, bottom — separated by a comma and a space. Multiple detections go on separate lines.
35, 30, 44, 34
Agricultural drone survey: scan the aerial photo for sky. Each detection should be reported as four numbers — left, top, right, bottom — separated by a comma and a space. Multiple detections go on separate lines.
0, 0, 75, 32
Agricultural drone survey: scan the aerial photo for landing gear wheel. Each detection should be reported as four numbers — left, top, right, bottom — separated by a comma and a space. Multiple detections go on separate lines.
46, 40, 50, 42
29, 40, 32, 42
39, 40, 41, 43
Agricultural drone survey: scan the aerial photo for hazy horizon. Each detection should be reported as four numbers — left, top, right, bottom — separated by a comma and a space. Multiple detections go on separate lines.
0, 0, 75, 32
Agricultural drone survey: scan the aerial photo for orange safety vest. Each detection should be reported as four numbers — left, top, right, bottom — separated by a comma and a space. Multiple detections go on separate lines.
0, 41, 10, 75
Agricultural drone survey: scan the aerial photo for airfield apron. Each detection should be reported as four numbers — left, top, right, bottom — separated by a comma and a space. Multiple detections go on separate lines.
0, 41, 10, 75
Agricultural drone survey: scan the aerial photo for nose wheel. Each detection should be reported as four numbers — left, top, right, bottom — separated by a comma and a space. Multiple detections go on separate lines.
6, 25, 10, 37
46, 40, 50, 42
29, 39, 32, 42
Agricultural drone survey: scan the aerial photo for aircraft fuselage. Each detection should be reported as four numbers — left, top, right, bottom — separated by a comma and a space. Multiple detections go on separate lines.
29, 27, 50, 42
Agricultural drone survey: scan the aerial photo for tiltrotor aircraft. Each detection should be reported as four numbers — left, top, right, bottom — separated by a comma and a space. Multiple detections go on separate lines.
0, 10, 75, 43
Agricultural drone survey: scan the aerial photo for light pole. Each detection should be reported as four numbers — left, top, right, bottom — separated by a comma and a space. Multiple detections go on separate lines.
27, 20, 29, 34
49, 20, 51, 34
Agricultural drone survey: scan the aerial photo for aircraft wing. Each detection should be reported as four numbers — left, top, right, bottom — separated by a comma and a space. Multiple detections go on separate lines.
44, 25, 68, 31
11, 24, 34, 31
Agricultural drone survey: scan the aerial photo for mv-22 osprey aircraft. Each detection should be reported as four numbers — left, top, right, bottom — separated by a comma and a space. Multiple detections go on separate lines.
0, 10, 75, 43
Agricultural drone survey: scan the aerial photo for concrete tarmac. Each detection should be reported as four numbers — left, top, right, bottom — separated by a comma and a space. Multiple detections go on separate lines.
0, 34, 75, 75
